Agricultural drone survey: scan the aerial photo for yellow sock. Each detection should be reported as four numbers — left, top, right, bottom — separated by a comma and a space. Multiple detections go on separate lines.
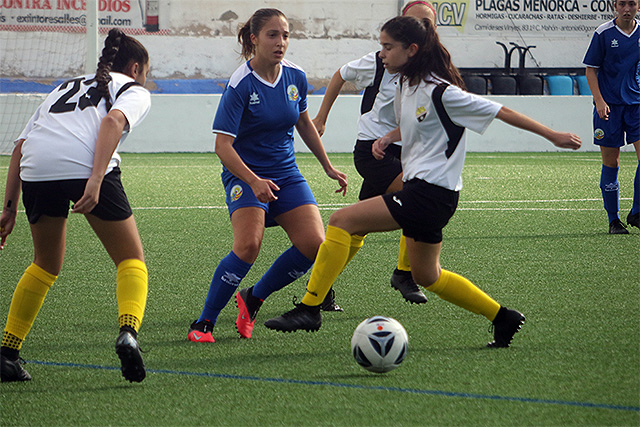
4, 263, 57, 349
302, 225, 351, 306
426, 269, 501, 321
343, 234, 365, 271
397, 234, 411, 271
116, 259, 148, 332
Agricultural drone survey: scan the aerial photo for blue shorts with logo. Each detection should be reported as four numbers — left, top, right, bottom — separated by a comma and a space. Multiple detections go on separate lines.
222, 169, 317, 227
592, 104, 640, 147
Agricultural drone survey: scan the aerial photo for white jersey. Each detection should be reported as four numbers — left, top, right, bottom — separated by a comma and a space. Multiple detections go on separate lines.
340, 51, 400, 142
396, 76, 502, 191
18, 72, 151, 181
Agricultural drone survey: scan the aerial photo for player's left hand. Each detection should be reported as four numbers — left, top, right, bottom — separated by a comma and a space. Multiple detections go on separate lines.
72, 177, 102, 214
372, 136, 392, 160
327, 167, 348, 196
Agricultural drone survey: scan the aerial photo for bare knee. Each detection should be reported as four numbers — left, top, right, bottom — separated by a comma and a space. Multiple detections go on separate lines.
328, 209, 351, 230
233, 238, 262, 264
411, 266, 441, 288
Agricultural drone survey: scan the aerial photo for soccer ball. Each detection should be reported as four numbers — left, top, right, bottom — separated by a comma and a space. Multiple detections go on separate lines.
351, 316, 408, 373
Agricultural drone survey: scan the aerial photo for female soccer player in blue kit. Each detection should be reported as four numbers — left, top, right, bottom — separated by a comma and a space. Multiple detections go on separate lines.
265, 16, 581, 348
187, 8, 348, 342
1, 29, 150, 382
583, 0, 639, 234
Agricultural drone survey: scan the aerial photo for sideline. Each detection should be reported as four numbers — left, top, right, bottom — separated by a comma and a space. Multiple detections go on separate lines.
25, 359, 640, 413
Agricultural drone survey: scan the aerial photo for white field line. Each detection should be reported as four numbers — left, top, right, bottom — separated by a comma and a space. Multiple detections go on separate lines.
125, 198, 627, 212
5, 198, 630, 214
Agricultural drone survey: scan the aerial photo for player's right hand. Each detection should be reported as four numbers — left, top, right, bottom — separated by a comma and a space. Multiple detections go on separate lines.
251, 178, 280, 203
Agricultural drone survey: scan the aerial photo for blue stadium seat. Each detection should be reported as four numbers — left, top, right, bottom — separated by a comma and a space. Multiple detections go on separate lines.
574, 75, 591, 96
545, 75, 573, 95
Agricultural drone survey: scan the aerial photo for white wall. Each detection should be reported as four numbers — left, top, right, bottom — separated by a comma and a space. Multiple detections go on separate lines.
123, 94, 618, 153
3, 93, 633, 154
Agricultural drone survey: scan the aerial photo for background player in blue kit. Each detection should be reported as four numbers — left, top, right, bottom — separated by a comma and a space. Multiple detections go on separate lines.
265, 16, 581, 348
187, 8, 348, 342
312, 1, 436, 306
0, 29, 150, 383
583, 0, 639, 234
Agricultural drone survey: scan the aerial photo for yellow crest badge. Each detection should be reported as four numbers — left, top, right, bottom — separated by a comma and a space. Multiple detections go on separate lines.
594, 129, 605, 140
416, 106, 427, 122
230, 185, 243, 202
287, 85, 299, 102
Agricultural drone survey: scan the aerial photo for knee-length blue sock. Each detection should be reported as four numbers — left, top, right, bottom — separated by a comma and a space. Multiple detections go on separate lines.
632, 162, 639, 215
600, 165, 620, 223
252, 246, 314, 301
198, 251, 252, 324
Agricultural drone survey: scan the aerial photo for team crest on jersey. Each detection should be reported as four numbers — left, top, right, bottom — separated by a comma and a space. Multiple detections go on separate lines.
230, 185, 244, 201
594, 128, 605, 140
610, 39, 619, 48
416, 106, 427, 122
287, 85, 299, 102
249, 92, 260, 105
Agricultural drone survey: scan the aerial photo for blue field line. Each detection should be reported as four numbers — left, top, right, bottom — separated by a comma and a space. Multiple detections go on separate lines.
27, 359, 639, 412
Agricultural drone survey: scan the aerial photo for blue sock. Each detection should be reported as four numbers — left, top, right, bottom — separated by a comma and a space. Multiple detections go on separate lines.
198, 251, 252, 324
632, 162, 639, 215
252, 246, 314, 300
600, 165, 620, 223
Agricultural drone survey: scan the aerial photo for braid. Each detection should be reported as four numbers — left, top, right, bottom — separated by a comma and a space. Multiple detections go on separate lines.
95, 28, 124, 97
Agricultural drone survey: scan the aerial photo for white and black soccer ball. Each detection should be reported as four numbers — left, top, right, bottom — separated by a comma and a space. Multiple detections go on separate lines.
351, 316, 408, 373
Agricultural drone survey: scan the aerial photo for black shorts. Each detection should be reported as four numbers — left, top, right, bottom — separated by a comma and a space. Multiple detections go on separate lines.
382, 178, 459, 244
354, 139, 403, 201
22, 167, 133, 224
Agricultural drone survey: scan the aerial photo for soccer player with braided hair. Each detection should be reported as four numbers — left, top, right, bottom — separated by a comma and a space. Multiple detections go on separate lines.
0, 28, 151, 382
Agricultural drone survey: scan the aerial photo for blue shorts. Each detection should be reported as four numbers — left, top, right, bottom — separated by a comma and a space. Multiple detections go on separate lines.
222, 170, 317, 227
592, 104, 640, 147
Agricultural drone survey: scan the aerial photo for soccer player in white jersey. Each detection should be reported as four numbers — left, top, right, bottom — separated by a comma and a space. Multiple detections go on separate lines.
312, 1, 436, 306
265, 16, 582, 348
187, 8, 347, 343
0, 29, 151, 382
583, 0, 639, 234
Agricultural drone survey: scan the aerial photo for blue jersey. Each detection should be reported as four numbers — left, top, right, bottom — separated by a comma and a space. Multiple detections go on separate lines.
583, 19, 640, 106
212, 59, 308, 178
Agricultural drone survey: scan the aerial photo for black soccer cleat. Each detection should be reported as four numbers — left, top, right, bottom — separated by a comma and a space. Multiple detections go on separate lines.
264, 303, 322, 332
609, 219, 629, 234
115, 327, 146, 383
487, 307, 525, 348
627, 211, 639, 229
319, 288, 344, 312
1, 355, 32, 382
390, 269, 428, 304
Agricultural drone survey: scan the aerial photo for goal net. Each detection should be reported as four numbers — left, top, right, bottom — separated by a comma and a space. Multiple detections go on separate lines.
0, 0, 157, 155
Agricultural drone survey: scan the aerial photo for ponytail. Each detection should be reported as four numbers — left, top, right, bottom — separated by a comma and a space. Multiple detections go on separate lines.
237, 8, 286, 60
381, 16, 464, 89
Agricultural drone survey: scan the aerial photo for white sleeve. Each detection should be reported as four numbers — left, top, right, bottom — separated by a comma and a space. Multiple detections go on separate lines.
111, 86, 151, 130
339, 51, 378, 90
443, 86, 502, 135
17, 104, 43, 143
394, 83, 402, 126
